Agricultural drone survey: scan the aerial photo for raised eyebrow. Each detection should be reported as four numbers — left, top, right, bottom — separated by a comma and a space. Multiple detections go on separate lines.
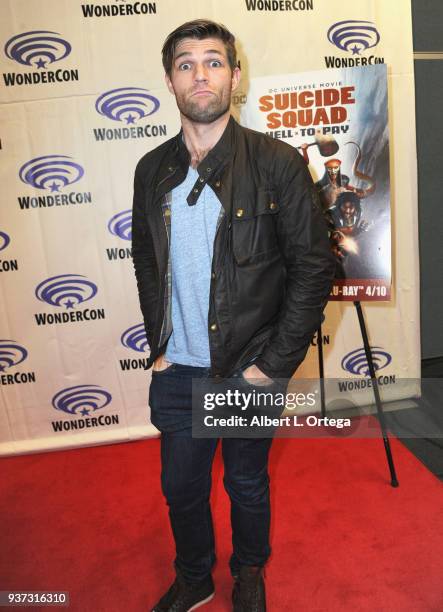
174, 51, 192, 62
204, 50, 224, 57
174, 49, 224, 62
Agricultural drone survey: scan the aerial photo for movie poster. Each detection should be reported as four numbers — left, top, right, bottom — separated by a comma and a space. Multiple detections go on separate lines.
240, 64, 391, 301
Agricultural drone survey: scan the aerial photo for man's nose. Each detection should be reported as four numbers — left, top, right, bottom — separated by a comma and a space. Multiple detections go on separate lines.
194, 63, 209, 81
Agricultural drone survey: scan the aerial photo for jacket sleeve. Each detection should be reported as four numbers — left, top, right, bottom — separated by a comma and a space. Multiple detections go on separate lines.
131, 160, 159, 347
254, 153, 336, 379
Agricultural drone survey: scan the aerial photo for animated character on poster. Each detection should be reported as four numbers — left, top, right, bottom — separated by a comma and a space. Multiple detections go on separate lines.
302, 140, 375, 276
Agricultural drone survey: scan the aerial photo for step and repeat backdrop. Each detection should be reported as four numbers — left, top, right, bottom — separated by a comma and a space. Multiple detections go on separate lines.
0, 0, 418, 455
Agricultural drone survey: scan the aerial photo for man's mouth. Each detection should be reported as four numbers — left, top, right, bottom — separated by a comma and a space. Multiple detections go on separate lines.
191, 90, 214, 97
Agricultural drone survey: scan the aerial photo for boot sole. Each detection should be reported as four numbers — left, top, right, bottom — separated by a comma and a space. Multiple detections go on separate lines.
188, 591, 215, 611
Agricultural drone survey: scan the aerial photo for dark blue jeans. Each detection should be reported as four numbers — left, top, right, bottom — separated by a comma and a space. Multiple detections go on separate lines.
148, 363, 274, 583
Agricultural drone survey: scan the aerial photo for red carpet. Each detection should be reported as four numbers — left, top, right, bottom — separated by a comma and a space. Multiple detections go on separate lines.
1, 433, 442, 611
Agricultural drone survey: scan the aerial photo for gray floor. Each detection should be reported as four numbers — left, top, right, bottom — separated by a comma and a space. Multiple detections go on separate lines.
383, 358, 443, 481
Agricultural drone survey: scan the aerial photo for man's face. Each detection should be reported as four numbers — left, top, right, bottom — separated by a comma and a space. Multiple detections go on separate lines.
341, 201, 356, 223
327, 163, 340, 179
165, 37, 240, 124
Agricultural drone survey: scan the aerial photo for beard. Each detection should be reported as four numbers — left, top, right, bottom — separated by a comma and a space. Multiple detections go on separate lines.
175, 88, 231, 124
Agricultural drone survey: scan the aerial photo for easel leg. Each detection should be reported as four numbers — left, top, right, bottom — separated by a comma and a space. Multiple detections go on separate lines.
354, 301, 399, 487
317, 325, 326, 418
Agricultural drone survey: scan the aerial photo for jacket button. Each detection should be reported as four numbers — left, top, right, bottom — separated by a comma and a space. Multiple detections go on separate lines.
168, 166, 174, 172
193, 188, 199, 194
209, 323, 218, 331
206, 167, 212, 173
236, 208, 244, 218
199, 177, 204, 183
215, 181, 221, 188
211, 272, 216, 280
269, 202, 277, 210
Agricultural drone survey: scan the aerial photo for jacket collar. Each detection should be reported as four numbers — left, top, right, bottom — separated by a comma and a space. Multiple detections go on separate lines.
155, 115, 237, 203
176, 115, 236, 170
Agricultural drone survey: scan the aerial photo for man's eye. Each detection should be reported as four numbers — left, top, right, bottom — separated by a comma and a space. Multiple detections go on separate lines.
209, 60, 222, 68
179, 63, 191, 71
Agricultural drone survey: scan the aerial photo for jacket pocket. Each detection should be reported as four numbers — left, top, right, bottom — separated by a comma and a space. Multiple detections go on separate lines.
232, 189, 280, 266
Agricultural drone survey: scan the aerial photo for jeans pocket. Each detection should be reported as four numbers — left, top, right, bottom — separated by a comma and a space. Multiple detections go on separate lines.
240, 368, 275, 388
151, 362, 175, 376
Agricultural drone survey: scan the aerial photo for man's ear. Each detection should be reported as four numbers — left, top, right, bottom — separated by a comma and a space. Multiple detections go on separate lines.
231, 66, 241, 92
165, 72, 175, 95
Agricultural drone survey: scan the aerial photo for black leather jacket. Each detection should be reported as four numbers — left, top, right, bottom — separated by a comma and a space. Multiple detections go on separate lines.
132, 116, 335, 379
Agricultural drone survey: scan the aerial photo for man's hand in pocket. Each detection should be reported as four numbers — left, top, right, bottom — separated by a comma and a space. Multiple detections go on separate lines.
242, 364, 274, 386
153, 354, 172, 372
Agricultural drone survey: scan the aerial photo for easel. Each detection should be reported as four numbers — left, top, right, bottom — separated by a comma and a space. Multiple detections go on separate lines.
317, 300, 399, 487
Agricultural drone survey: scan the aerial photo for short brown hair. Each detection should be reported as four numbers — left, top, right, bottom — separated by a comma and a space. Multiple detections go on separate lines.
162, 19, 237, 76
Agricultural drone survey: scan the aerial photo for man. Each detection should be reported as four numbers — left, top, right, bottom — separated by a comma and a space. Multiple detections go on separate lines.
329, 191, 370, 278
315, 158, 351, 210
132, 19, 335, 612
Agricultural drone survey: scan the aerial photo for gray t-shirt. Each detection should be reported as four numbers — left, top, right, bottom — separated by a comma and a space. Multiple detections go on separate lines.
165, 166, 222, 366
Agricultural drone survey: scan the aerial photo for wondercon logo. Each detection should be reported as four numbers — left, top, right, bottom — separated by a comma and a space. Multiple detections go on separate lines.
19, 155, 84, 193
35, 274, 98, 309
108, 210, 132, 241
0, 340, 28, 371
0, 230, 10, 252
4, 30, 71, 69
327, 20, 380, 55
121, 323, 149, 353
341, 347, 392, 376
95, 87, 160, 124
52, 384, 112, 416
